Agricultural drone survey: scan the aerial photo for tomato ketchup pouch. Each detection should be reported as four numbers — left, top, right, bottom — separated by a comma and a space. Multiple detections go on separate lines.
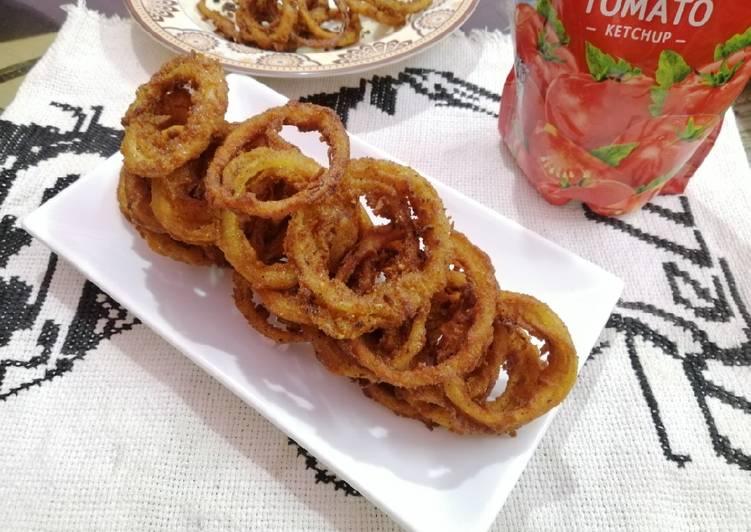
499, 0, 751, 215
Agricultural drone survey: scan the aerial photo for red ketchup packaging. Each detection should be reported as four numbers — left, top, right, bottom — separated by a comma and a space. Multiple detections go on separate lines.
499, 0, 751, 215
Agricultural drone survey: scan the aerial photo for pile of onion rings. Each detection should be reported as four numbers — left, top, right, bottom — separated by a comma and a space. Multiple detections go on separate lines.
197, 0, 431, 52
119, 53, 579, 436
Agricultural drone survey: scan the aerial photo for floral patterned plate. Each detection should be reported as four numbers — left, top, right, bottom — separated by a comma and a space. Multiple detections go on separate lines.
125, 0, 478, 77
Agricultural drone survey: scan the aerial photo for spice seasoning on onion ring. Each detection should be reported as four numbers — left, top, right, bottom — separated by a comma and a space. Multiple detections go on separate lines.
286, 158, 452, 339
121, 53, 228, 178
206, 102, 349, 219
117, 52, 579, 436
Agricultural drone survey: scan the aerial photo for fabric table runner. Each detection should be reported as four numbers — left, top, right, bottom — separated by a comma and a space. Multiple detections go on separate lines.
1, 3, 749, 530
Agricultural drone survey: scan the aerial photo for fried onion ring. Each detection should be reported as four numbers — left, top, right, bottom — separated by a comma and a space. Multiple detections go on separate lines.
236, 0, 299, 52
441, 292, 578, 434
233, 273, 309, 343
137, 227, 224, 267
294, 0, 361, 49
206, 103, 349, 219
118, 167, 164, 234
285, 158, 451, 338
150, 159, 219, 246
121, 52, 228, 178
344, 0, 406, 26
218, 147, 323, 290
342, 232, 497, 387
197, 0, 238, 41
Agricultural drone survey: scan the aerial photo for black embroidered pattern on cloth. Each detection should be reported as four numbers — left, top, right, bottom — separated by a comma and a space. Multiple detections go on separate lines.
0, 102, 138, 400
288, 439, 361, 497
1, 66, 748, 505
586, 199, 751, 472
301, 67, 500, 124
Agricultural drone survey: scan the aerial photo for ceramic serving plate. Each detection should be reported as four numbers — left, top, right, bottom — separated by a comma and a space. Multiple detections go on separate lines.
125, 0, 479, 77
24, 73, 622, 532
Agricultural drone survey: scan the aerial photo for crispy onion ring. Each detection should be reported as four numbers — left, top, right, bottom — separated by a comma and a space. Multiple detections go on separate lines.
310, 330, 376, 380
246, 200, 368, 328
362, 313, 506, 434
233, 273, 309, 343
136, 227, 224, 267
367, 0, 432, 14
286, 158, 451, 339
118, 168, 164, 234
441, 292, 578, 434
150, 158, 218, 246
344, 0, 406, 26
206, 103, 349, 219
389, 321, 514, 435
361, 383, 435, 428
294, 0, 361, 49
197, 0, 238, 41
121, 53, 228, 178
218, 147, 323, 290
236, 0, 299, 52
342, 232, 498, 387
231, 193, 367, 331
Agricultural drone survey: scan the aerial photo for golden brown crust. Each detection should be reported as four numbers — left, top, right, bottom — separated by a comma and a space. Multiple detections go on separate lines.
118, 53, 579, 435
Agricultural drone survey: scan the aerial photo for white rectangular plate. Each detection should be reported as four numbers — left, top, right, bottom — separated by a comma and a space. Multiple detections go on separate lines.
24, 74, 623, 532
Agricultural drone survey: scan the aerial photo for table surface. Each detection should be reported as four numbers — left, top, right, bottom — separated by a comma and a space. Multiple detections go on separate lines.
1, 0, 749, 161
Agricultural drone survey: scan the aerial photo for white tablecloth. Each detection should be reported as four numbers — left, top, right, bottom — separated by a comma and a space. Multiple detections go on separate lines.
1, 2, 749, 530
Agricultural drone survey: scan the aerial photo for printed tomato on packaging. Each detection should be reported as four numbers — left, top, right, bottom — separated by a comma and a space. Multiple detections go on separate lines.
499, 0, 751, 216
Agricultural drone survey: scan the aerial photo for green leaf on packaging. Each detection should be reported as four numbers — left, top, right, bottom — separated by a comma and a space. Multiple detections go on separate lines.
649, 49, 692, 115
715, 26, 751, 60
586, 42, 642, 81
655, 50, 692, 88
590, 142, 639, 167
701, 60, 743, 87
537, 0, 569, 45
649, 88, 667, 117
635, 166, 681, 194
676, 117, 707, 142
537, 32, 564, 63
